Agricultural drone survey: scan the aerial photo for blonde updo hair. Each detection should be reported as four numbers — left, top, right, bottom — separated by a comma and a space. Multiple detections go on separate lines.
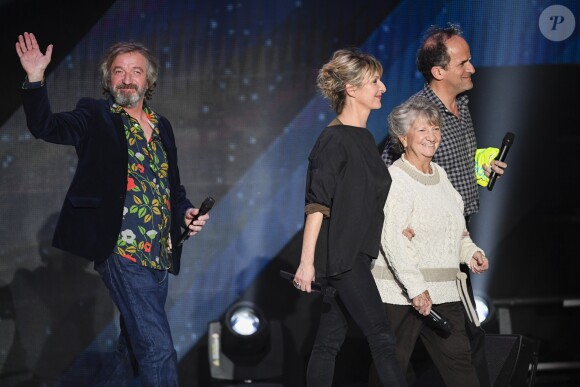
317, 48, 383, 114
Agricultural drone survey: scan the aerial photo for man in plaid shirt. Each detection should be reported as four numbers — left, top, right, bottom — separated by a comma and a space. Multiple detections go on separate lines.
382, 24, 507, 387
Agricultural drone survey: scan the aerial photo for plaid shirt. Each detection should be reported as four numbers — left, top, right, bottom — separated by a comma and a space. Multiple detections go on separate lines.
382, 84, 479, 216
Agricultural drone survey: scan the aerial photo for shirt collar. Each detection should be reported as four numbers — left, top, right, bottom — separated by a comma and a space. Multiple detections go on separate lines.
108, 97, 158, 119
422, 84, 470, 114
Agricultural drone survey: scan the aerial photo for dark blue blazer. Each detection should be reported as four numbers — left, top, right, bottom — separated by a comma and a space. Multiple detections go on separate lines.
21, 85, 193, 275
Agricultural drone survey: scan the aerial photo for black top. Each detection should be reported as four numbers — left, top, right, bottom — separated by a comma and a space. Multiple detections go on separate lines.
306, 124, 391, 277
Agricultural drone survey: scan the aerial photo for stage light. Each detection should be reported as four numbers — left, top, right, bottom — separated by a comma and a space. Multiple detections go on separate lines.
208, 301, 283, 385
229, 304, 261, 336
474, 293, 495, 325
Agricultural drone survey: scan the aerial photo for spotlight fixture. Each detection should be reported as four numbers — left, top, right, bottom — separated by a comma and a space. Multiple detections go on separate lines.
474, 293, 495, 325
228, 303, 263, 336
208, 301, 283, 385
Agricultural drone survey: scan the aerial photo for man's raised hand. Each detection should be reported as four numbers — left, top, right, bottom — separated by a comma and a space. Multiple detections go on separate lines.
15, 32, 53, 82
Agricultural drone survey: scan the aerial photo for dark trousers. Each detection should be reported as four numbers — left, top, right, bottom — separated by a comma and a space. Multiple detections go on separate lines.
371, 302, 479, 387
306, 253, 406, 387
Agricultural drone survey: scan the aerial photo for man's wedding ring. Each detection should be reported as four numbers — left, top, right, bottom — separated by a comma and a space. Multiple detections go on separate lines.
293, 280, 300, 289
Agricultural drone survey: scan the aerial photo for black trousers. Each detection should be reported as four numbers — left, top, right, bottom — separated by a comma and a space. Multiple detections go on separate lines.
307, 254, 405, 387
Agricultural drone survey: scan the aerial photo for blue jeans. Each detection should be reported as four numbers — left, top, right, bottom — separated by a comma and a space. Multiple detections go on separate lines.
94, 254, 178, 387
306, 253, 406, 387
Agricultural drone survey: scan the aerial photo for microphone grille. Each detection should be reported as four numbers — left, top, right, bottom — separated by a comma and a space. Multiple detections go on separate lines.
503, 132, 515, 145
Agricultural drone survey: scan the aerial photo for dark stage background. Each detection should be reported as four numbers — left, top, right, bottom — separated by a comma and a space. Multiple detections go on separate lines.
0, 1, 579, 386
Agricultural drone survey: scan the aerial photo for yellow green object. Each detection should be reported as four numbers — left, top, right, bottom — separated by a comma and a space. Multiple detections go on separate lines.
475, 147, 499, 187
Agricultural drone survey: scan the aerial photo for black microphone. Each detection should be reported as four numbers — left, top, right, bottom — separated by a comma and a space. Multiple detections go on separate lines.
487, 132, 515, 191
279, 270, 336, 297
176, 196, 215, 247
426, 308, 454, 336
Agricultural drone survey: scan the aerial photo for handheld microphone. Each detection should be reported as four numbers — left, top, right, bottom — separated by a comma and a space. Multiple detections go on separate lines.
177, 196, 215, 247
279, 270, 336, 297
487, 132, 515, 191
426, 308, 454, 336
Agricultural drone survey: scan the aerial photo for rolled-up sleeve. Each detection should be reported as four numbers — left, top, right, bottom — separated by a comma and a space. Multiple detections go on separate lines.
305, 129, 346, 210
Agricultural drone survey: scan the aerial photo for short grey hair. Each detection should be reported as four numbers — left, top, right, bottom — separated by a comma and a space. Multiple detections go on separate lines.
387, 97, 441, 153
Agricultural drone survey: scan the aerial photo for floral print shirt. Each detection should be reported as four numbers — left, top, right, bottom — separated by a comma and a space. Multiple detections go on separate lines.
112, 102, 172, 270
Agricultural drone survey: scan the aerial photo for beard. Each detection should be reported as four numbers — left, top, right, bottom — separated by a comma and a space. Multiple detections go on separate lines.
112, 84, 146, 108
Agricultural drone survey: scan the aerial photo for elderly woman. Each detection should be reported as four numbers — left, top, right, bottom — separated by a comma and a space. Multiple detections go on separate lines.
292, 48, 405, 387
370, 97, 489, 387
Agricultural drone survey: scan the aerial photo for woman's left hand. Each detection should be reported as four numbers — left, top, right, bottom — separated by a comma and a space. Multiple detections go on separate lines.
293, 263, 316, 293
470, 251, 489, 274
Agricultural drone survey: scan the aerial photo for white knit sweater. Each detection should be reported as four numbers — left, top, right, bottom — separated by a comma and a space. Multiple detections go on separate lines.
372, 156, 484, 305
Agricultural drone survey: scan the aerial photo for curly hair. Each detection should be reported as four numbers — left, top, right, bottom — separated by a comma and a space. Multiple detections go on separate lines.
416, 23, 463, 83
316, 48, 383, 114
99, 41, 159, 100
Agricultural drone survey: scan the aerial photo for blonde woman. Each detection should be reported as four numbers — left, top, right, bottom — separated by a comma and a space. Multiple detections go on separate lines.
293, 48, 405, 387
